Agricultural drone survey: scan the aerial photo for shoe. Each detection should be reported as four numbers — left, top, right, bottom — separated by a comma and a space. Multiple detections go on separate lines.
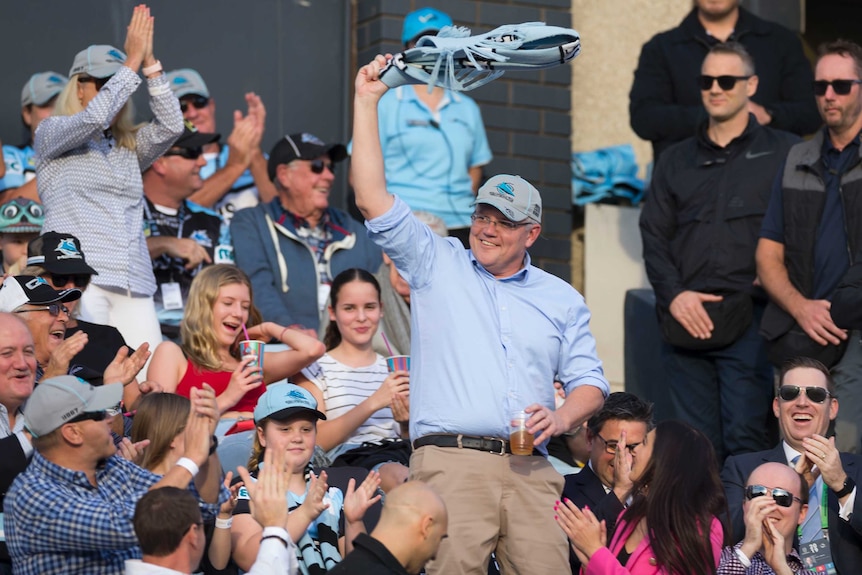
379, 22, 581, 91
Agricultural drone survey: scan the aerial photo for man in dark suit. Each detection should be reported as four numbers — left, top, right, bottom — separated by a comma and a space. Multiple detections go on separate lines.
562, 392, 654, 572
722, 357, 862, 573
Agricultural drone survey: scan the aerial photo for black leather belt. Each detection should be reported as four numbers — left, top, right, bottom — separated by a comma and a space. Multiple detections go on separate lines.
413, 434, 510, 455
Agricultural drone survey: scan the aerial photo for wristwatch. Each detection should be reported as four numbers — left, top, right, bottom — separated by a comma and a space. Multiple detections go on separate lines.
833, 476, 856, 498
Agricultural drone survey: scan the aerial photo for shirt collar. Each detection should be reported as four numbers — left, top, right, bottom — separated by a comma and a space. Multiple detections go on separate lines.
468, 250, 532, 282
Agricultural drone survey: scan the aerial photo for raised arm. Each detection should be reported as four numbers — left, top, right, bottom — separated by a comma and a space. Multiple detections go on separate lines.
351, 55, 396, 221
246, 322, 326, 382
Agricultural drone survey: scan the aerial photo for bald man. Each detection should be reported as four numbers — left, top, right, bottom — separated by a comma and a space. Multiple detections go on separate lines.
330, 481, 447, 575
718, 462, 808, 574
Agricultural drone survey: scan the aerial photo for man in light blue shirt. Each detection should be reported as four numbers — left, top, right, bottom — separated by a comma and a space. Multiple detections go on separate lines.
352, 54, 609, 575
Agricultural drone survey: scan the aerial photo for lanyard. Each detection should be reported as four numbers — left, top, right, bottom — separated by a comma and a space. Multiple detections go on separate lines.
144, 200, 187, 240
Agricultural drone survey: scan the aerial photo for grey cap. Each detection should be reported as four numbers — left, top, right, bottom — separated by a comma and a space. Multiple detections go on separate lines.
69, 45, 127, 79
166, 68, 210, 99
24, 375, 122, 437
21, 72, 68, 107
474, 175, 542, 223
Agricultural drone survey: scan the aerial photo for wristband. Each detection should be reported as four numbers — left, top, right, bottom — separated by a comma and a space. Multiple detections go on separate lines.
176, 457, 200, 478
215, 517, 233, 529
261, 526, 290, 547
833, 476, 856, 498
734, 547, 751, 568
209, 434, 219, 456
147, 83, 171, 97
279, 326, 288, 341
142, 60, 163, 76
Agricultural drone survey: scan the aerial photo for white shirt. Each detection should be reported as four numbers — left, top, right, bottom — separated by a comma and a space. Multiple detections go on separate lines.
782, 441, 855, 520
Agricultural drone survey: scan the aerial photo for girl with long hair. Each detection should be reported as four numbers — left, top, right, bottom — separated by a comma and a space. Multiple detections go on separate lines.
556, 419, 729, 575
36, 5, 182, 355
148, 264, 325, 432
294, 268, 410, 493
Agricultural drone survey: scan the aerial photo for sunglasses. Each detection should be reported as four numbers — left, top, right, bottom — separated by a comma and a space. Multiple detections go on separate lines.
745, 484, 802, 507
67, 410, 109, 424
778, 385, 832, 404
309, 159, 335, 175
698, 75, 751, 91
180, 95, 210, 114
14, 304, 69, 317
594, 432, 643, 455
813, 79, 862, 96
164, 147, 204, 160
50, 274, 90, 289
79, 75, 110, 91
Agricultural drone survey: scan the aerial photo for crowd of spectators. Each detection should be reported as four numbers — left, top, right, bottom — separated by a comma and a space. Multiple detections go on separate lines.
0, 1, 861, 574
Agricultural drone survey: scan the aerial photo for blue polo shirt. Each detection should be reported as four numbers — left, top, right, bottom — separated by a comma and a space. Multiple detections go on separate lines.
373, 87, 492, 229
761, 130, 860, 299
366, 196, 608, 452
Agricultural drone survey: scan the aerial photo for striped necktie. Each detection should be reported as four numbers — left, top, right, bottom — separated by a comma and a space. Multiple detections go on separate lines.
791, 456, 824, 543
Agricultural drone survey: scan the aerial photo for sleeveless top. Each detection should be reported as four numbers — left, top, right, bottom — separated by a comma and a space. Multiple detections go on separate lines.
175, 358, 263, 413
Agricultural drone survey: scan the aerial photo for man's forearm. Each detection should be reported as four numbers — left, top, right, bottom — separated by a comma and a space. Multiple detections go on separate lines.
756, 238, 805, 316
187, 163, 247, 208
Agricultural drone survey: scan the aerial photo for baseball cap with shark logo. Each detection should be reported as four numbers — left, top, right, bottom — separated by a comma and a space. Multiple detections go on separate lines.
27, 231, 98, 275
474, 175, 543, 223
69, 45, 127, 79
21, 72, 69, 107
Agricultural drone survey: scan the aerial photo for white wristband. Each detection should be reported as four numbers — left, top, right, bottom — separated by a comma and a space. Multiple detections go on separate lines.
734, 547, 752, 568
142, 60, 163, 76
215, 517, 233, 529
176, 457, 200, 478
147, 83, 171, 97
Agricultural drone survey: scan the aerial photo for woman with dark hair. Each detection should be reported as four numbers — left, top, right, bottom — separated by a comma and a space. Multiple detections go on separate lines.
294, 268, 410, 493
556, 419, 729, 575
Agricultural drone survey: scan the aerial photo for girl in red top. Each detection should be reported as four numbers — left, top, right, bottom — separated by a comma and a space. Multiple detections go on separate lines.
148, 264, 325, 431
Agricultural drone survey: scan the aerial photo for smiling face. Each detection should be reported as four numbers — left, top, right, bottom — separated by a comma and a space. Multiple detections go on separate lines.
159, 151, 207, 200
181, 95, 217, 134
468, 205, 540, 279
15, 303, 69, 365
0, 315, 36, 414
258, 414, 317, 474
328, 279, 382, 349
815, 53, 862, 137
774, 367, 838, 452
276, 157, 335, 222
210, 282, 251, 349
587, 419, 648, 489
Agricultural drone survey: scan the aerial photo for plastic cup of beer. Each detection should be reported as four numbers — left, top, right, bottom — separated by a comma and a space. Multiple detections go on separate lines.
385, 355, 410, 373
239, 340, 265, 375
510, 410, 534, 455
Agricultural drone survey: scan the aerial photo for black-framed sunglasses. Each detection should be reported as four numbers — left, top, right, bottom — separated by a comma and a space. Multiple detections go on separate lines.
744, 484, 802, 507
164, 147, 204, 160
14, 304, 69, 318
50, 274, 90, 289
180, 95, 210, 114
594, 432, 643, 456
309, 159, 335, 175
777, 385, 833, 404
813, 79, 862, 96
67, 410, 109, 424
470, 213, 530, 232
698, 75, 751, 91
79, 75, 110, 91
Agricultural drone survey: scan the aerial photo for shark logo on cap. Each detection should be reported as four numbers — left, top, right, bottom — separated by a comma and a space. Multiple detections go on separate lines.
300, 133, 326, 146
286, 389, 309, 402
106, 49, 126, 63
496, 182, 515, 197
55, 238, 83, 260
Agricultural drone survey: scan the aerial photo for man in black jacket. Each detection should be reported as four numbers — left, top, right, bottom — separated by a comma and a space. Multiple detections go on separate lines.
640, 43, 798, 461
630, 0, 818, 162
562, 392, 653, 573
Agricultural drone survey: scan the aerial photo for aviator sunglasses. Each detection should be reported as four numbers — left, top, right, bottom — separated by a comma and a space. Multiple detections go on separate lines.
744, 484, 802, 507
813, 79, 862, 96
777, 385, 832, 404
180, 95, 210, 114
698, 75, 751, 91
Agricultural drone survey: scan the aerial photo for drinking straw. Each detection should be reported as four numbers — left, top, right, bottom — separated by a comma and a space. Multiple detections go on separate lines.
241, 323, 250, 341
380, 331, 394, 356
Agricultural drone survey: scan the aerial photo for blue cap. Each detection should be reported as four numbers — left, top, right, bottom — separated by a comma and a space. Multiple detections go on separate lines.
254, 383, 326, 423
402, 7, 453, 45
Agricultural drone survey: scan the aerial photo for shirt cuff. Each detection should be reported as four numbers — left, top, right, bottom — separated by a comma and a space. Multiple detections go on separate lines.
839, 486, 856, 521
734, 547, 752, 568
365, 194, 409, 233
261, 526, 291, 541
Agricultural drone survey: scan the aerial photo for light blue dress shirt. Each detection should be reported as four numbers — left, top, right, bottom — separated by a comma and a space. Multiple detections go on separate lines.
366, 196, 608, 452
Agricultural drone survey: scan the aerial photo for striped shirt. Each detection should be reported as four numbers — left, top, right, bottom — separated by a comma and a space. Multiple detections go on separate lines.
35, 66, 184, 296
301, 353, 400, 448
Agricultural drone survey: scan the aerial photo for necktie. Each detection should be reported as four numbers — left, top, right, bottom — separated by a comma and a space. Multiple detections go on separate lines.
790, 456, 823, 543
